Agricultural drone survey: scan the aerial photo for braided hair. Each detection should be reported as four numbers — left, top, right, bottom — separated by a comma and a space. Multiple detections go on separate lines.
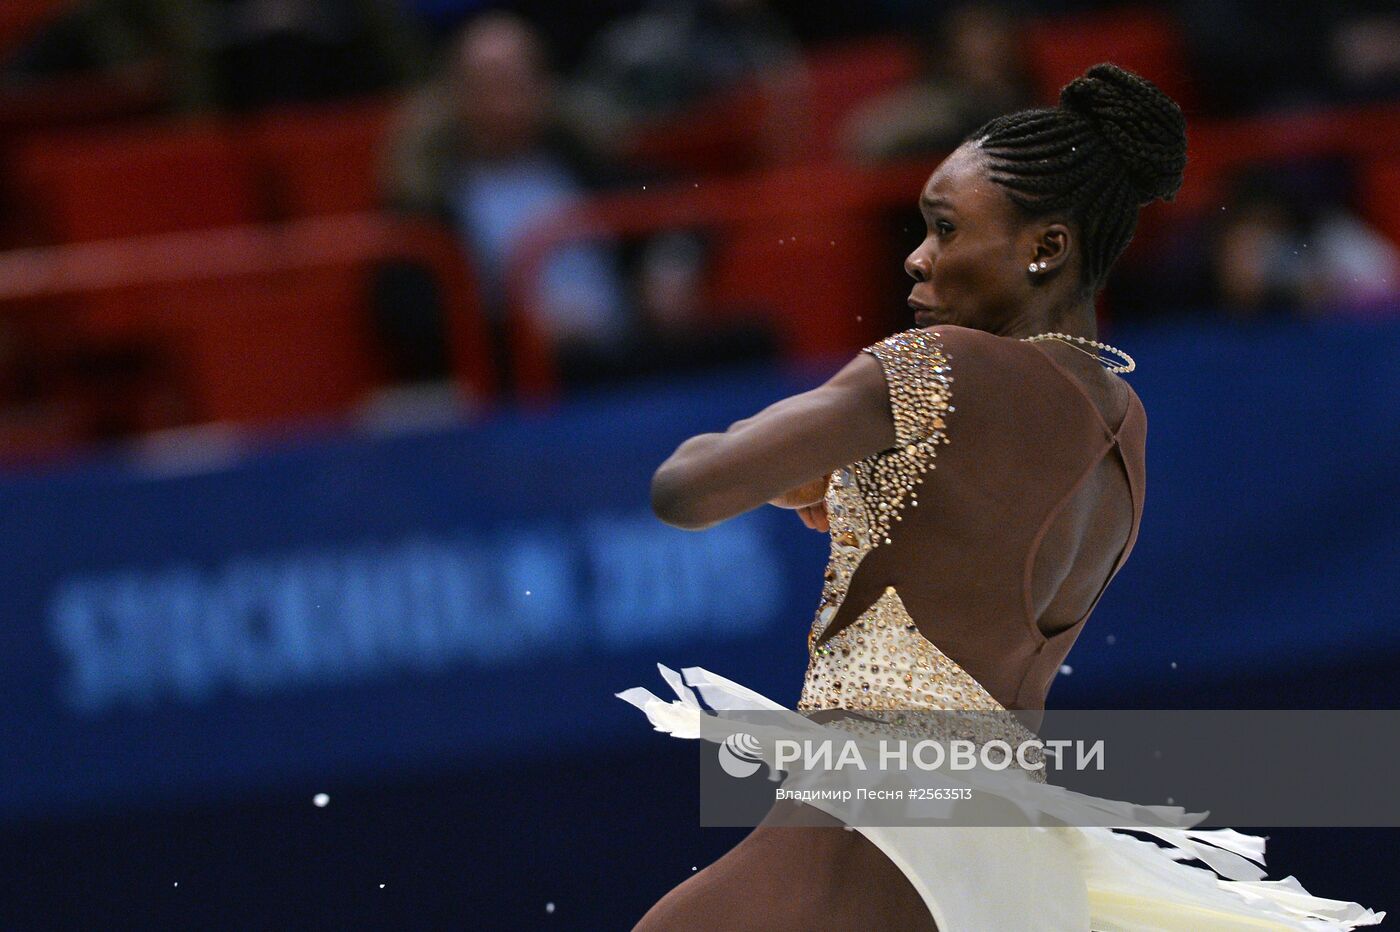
965, 62, 1188, 295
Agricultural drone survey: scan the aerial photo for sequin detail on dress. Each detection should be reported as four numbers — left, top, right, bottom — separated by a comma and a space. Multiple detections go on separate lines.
799, 329, 983, 715
803, 328, 953, 654
797, 330, 1045, 774
802, 584, 1002, 711
855, 328, 954, 548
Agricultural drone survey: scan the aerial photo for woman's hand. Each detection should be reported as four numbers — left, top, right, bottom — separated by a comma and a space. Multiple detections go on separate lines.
768, 473, 830, 509
794, 500, 830, 533
768, 473, 831, 532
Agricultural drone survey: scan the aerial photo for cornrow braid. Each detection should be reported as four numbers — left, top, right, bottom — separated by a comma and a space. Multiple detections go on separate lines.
965, 62, 1188, 294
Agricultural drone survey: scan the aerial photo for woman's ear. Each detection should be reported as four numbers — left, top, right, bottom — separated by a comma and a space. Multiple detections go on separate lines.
1031, 222, 1073, 273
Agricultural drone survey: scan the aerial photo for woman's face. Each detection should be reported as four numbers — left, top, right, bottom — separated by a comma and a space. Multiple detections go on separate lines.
905, 142, 1044, 333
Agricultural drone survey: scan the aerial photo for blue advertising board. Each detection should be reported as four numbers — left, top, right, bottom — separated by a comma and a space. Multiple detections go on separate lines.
2, 318, 1398, 820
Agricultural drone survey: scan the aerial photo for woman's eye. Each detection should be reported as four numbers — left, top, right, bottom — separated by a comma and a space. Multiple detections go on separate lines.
934, 220, 954, 235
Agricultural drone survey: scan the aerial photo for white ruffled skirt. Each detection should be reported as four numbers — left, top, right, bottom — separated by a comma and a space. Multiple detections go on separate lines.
618, 664, 1387, 932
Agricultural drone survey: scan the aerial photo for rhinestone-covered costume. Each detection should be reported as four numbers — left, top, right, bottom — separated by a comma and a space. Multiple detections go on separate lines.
797, 328, 993, 715
619, 327, 1384, 930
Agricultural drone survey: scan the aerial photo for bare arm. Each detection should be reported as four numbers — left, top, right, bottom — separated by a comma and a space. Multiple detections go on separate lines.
651, 351, 896, 529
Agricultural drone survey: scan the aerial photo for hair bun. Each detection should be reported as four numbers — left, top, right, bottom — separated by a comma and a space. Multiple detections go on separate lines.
1059, 62, 1187, 204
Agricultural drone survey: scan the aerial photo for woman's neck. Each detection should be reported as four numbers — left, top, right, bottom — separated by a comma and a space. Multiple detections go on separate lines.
997, 297, 1098, 341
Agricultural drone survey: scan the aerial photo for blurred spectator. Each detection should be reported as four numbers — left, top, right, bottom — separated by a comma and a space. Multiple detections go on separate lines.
381, 11, 632, 389
1110, 162, 1400, 320
839, 2, 1034, 164
619, 231, 778, 381
1296, 209, 1400, 316
0, 0, 203, 113
1212, 175, 1312, 313
1327, 11, 1400, 105
199, 0, 423, 112
637, 232, 709, 334
1176, 0, 1396, 117
563, 0, 803, 166
1209, 168, 1399, 317
1, 0, 422, 116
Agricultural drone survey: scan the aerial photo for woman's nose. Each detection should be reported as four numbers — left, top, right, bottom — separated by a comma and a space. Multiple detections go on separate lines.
905, 247, 932, 282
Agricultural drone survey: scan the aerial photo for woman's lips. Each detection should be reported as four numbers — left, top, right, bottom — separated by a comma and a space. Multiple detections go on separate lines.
909, 300, 939, 324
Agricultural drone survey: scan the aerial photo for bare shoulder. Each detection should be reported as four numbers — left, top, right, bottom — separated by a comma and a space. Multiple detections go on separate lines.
921, 324, 1028, 359
854, 324, 1027, 411
914, 325, 1047, 387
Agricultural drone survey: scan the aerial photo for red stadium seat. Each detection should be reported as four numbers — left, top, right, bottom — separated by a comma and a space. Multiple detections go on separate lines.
8, 122, 264, 411
1022, 8, 1197, 115
1358, 159, 1400, 252
0, 215, 494, 436
246, 98, 398, 218
86, 224, 494, 428
708, 217, 889, 359
626, 82, 773, 176
139, 268, 381, 426
12, 122, 258, 242
626, 37, 921, 174
0, 67, 166, 137
706, 165, 891, 359
800, 37, 922, 162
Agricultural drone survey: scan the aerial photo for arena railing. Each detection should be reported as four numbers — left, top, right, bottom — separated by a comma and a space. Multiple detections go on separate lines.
0, 213, 497, 458
0, 99, 1393, 442
504, 100, 1400, 402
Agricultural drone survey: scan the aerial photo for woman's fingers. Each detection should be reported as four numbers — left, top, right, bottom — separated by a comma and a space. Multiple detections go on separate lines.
769, 472, 834, 510
798, 503, 829, 532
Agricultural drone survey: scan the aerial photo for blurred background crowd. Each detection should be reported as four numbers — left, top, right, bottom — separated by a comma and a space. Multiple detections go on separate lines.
1, 2, 1397, 928
0, 0, 1396, 463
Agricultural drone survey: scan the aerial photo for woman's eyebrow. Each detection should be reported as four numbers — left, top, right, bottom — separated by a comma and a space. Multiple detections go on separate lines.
919, 195, 955, 212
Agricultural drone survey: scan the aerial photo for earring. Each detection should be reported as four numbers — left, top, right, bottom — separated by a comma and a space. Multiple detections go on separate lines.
1027, 261, 1038, 273
1036, 260, 1047, 270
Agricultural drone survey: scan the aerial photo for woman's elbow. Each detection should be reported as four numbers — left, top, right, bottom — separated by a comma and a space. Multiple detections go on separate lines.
650, 467, 714, 529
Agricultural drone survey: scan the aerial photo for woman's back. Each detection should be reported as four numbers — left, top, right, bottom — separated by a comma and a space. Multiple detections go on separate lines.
801, 324, 1146, 713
